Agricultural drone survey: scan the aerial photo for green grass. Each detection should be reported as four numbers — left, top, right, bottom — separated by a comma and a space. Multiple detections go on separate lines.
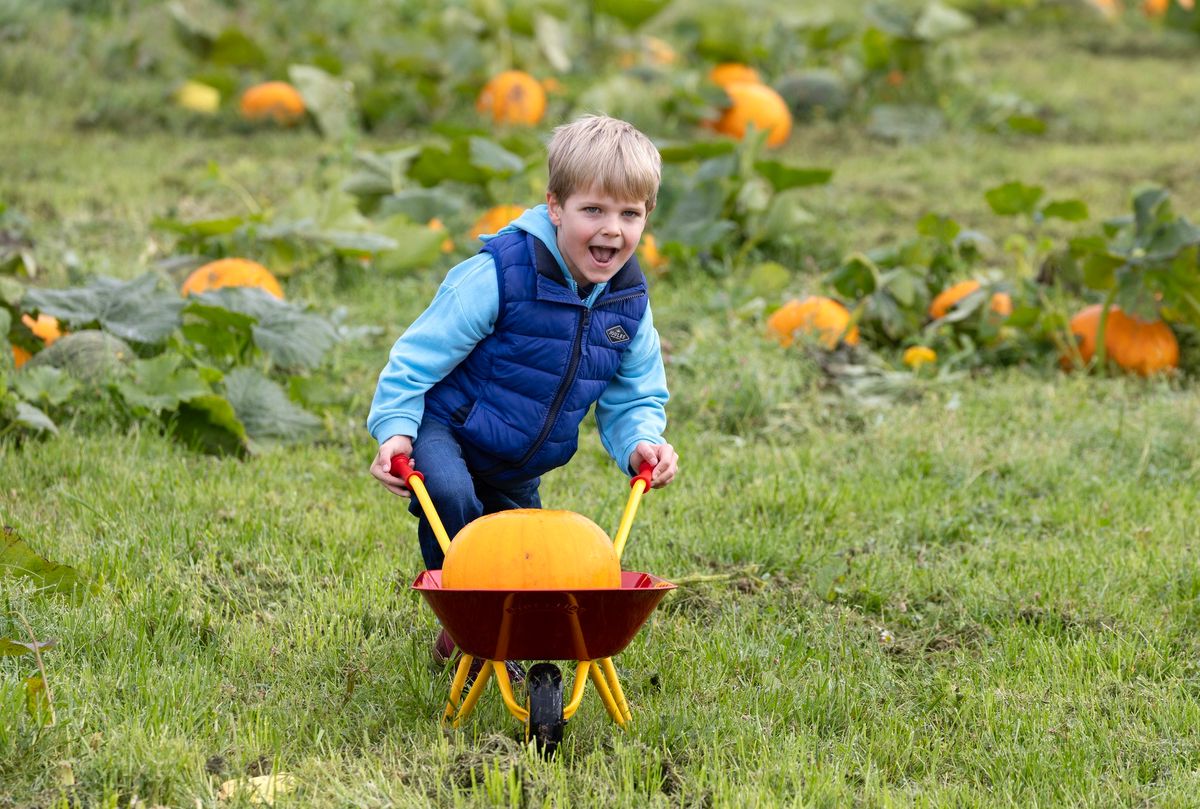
5, 5, 1200, 807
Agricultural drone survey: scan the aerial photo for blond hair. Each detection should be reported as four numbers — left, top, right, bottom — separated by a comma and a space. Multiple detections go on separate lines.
546, 115, 662, 212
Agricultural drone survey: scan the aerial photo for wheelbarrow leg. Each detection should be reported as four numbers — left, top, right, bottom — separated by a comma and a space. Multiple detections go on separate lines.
443, 654, 475, 722
451, 660, 494, 728
588, 661, 626, 726
600, 657, 633, 723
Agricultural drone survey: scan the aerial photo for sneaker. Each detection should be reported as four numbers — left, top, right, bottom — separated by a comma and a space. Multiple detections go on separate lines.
432, 629, 526, 686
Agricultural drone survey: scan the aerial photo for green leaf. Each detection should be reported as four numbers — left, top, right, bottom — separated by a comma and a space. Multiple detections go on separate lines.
153, 214, 250, 237
1132, 186, 1173, 236
408, 140, 490, 187
592, 0, 672, 29
0, 638, 56, 656
916, 213, 961, 243
188, 288, 338, 370
169, 394, 248, 457
1041, 199, 1089, 222
23, 274, 183, 345
11, 366, 78, 407
209, 27, 267, 68
914, 2, 975, 41
1004, 114, 1046, 135
13, 402, 56, 433
534, 12, 571, 72
829, 254, 880, 299
222, 368, 322, 445
115, 355, 211, 414
375, 188, 467, 223
1, 526, 88, 598
468, 137, 526, 177
0, 276, 24, 307
25, 674, 49, 723
753, 161, 833, 192
1082, 252, 1122, 290
984, 181, 1044, 217
288, 64, 358, 139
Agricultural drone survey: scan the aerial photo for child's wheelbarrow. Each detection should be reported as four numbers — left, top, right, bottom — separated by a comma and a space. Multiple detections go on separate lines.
390, 455, 675, 755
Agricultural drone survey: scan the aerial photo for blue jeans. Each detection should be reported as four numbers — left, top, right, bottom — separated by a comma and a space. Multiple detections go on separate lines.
407, 417, 541, 570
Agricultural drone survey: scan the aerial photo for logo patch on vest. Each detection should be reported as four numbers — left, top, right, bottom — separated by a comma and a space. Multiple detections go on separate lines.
605, 324, 631, 344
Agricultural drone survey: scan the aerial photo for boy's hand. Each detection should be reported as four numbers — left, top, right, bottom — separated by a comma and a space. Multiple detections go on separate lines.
629, 442, 678, 489
370, 434, 415, 497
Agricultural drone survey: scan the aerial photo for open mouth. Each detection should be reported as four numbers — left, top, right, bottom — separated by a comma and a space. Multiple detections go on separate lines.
589, 246, 618, 265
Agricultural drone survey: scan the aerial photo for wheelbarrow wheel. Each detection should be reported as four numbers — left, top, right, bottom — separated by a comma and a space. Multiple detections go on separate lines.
525, 663, 564, 757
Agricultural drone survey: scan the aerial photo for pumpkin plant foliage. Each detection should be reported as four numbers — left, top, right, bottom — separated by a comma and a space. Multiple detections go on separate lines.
3, 273, 340, 453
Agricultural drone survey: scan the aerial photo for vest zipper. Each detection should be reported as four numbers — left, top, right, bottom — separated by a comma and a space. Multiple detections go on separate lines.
595, 290, 645, 308
517, 307, 590, 468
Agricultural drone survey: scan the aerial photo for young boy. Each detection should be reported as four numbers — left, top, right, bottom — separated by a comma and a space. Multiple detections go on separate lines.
367, 115, 678, 671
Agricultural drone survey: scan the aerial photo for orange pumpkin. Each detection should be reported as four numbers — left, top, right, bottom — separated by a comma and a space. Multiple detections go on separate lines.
767, 296, 859, 349
476, 70, 547, 126
441, 509, 621, 590
1143, 0, 1192, 15
239, 81, 306, 126
469, 205, 526, 241
928, 280, 1012, 320
11, 314, 65, 369
903, 346, 937, 369
637, 234, 668, 272
709, 63, 761, 88
1062, 304, 1178, 376
711, 82, 792, 148
22, 314, 64, 346
181, 258, 284, 299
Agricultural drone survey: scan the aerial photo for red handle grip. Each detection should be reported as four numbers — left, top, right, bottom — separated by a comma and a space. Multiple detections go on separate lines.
631, 461, 653, 490
389, 454, 424, 483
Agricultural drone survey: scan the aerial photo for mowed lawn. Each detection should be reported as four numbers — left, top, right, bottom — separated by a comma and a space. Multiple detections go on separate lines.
4, 6, 1200, 807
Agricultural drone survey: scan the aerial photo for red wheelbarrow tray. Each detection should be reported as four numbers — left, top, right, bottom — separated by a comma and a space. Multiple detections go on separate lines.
414, 570, 676, 662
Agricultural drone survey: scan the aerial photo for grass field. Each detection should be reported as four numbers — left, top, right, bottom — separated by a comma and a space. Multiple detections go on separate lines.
4, 3, 1200, 807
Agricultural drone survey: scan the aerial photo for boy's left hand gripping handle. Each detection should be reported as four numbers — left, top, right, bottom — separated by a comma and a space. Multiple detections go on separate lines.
389, 454, 423, 483
387, 455, 451, 557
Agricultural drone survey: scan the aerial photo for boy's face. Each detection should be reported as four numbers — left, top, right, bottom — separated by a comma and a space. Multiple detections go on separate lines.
547, 187, 648, 287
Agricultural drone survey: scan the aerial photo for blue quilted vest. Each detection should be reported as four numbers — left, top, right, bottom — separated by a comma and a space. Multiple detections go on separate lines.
424, 230, 648, 484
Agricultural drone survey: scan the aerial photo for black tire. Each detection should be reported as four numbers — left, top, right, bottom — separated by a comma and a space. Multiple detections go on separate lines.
525, 663, 564, 758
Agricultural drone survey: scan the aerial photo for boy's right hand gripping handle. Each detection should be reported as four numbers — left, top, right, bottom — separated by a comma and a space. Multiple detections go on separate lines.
389, 454, 452, 557
613, 462, 654, 561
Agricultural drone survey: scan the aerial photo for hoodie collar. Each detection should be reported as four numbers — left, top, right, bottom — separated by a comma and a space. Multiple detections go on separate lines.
483, 204, 608, 306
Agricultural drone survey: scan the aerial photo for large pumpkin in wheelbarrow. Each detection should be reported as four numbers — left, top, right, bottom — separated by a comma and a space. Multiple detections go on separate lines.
441, 509, 620, 590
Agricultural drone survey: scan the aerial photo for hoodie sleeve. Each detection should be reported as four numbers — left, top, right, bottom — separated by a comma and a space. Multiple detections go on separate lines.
367, 253, 499, 444
594, 302, 670, 474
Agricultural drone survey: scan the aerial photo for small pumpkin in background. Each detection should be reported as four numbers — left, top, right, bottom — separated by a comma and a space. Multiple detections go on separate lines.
11, 314, 65, 369
469, 205, 526, 242
767, 296, 859, 349
441, 509, 621, 590
1062, 304, 1178, 376
928, 280, 1012, 320
710, 82, 793, 148
476, 70, 547, 126
903, 346, 937, 369
709, 63, 761, 88
181, 258, 284, 299
239, 81, 306, 126
637, 234, 667, 272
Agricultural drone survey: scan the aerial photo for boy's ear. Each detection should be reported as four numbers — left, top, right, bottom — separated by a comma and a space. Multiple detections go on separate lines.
546, 192, 562, 226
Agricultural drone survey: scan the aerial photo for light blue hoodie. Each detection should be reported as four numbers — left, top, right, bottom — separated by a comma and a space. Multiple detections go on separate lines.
367, 205, 669, 474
